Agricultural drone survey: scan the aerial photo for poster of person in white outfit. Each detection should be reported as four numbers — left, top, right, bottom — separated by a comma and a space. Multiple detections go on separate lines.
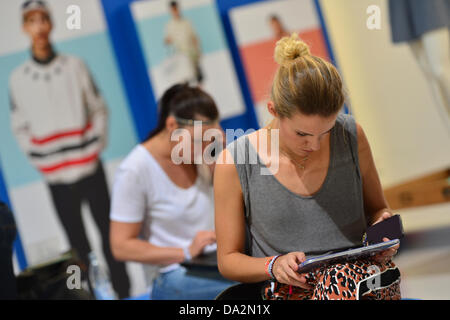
131, 0, 246, 121
1, 0, 142, 299
230, 0, 333, 128
164, 1, 203, 85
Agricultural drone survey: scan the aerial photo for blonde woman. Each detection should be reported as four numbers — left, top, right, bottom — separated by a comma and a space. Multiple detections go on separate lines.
214, 33, 401, 300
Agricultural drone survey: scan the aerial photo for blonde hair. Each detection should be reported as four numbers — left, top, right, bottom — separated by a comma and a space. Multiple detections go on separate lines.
271, 33, 345, 118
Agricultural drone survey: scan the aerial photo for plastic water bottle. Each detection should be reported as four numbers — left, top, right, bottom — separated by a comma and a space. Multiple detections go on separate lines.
88, 252, 117, 300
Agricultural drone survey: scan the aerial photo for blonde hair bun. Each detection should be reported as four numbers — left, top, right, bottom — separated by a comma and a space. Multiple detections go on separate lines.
274, 33, 311, 66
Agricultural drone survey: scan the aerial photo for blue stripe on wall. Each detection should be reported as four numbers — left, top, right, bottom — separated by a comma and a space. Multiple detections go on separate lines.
101, 0, 158, 142
215, 0, 260, 132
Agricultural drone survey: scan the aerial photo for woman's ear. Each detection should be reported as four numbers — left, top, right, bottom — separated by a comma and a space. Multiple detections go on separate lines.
267, 101, 278, 118
165, 115, 178, 131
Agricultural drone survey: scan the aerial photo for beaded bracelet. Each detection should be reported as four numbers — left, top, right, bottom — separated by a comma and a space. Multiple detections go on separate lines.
269, 255, 282, 280
266, 255, 282, 280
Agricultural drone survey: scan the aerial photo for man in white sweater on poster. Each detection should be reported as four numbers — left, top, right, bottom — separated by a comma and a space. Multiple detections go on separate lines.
9, 0, 130, 299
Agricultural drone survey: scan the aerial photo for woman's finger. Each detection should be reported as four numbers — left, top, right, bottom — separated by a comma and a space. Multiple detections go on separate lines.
280, 260, 311, 289
374, 248, 397, 263
292, 252, 307, 263
207, 231, 217, 240
275, 270, 290, 285
284, 264, 306, 282
278, 267, 310, 289
381, 211, 392, 219
286, 273, 312, 289
372, 212, 393, 226
287, 278, 312, 289
200, 237, 216, 247
287, 255, 301, 272
381, 237, 400, 252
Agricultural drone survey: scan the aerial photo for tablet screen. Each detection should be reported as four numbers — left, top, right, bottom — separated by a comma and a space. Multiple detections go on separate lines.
297, 239, 399, 273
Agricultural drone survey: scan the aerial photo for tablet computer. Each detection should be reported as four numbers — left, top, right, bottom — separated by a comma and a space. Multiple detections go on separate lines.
181, 251, 217, 268
181, 244, 218, 268
297, 239, 399, 273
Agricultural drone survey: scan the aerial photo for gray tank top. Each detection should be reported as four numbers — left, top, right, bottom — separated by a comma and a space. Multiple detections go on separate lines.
226, 113, 367, 258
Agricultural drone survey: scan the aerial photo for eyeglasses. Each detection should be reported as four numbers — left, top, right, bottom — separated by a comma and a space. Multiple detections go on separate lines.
22, 0, 47, 9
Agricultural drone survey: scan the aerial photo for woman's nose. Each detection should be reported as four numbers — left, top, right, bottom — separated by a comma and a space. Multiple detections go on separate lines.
308, 138, 321, 151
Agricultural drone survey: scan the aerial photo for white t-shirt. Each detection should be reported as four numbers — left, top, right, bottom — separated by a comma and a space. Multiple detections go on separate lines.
110, 144, 215, 273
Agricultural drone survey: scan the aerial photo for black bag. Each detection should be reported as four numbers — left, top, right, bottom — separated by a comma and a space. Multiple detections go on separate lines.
16, 250, 94, 300
0, 202, 18, 299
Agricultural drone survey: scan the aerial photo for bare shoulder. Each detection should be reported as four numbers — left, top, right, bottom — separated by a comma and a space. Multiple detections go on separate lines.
355, 122, 370, 154
355, 121, 375, 177
214, 146, 243, 196
245, 129, 267, 156
215, 141, 239, 177
246, 130, 259, 144
216, 146, 235, 166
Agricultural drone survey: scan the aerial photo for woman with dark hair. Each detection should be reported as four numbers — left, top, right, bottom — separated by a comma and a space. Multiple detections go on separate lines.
109, 83, 233, 299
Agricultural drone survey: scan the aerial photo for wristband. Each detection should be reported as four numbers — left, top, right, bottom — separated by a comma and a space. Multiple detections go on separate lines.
183, 246, 192, 262
268, 255, 282, 280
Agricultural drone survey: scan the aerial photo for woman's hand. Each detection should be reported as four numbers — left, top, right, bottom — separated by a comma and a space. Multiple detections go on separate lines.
371, 211, 392, 226
271, 252, 312, 290
371, 211, 400, 263
373, 237, 399, 263
189, 230, 216, 258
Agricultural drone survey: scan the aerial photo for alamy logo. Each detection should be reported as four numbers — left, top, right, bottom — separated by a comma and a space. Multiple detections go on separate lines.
66, 5, 81, 30
366, 265, 381, 290
66, 265, 81, 289
366, 5, 381, 30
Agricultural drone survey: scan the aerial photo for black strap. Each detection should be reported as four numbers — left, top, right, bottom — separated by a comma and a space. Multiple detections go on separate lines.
243, 135, 253, 256
357, 267, 401, 299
